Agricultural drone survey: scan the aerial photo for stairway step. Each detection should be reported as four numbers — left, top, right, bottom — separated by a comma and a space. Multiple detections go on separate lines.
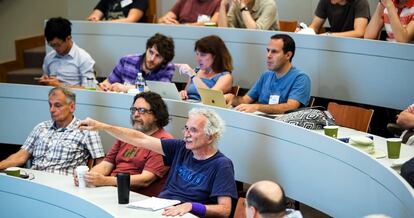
24, 46, 45, 68
7, 68, 43, 85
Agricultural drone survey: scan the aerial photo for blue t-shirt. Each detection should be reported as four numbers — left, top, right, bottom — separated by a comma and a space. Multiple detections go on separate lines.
159, 139, 238, 204
247, 67, 311, 106
187, 69, 230, 101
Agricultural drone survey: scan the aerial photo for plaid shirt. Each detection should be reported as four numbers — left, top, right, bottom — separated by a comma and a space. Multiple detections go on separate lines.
107, 54, 175, 84
22, 117, 105, 175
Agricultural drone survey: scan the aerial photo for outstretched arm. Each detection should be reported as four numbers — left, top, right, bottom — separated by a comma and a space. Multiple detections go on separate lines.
78, 118, 164, 155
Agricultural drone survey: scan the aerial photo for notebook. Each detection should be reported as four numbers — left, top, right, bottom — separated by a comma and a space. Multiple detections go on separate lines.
127, 197, 181, 211
146, 81, 181, 100
197, 87, 229, 108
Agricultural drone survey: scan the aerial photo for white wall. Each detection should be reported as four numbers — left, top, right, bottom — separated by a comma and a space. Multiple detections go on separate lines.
67, 0, 98, 20
0, 0, 68, 63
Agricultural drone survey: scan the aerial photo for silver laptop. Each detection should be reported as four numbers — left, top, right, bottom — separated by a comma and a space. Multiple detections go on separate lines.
197, 88, 229, 108
146, 81, 181, 100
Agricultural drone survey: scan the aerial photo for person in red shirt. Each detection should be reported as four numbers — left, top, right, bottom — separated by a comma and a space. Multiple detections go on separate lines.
158, 0, 221, 25
74, 92, 172, 196
365, 0, 414, 43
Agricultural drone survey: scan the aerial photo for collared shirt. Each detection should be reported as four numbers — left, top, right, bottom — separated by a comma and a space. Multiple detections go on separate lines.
107, 53, 175, 84
42, 42, 96, 86
227, 0, 280, 30
21, 117, 105, 175
247, 67, 311, 107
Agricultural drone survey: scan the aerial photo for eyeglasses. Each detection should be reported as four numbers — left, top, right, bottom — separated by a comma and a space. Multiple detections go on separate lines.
182, 125, 198, 134
130, 107, 152, 114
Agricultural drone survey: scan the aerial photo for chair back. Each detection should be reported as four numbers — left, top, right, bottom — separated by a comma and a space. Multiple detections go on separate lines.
143, 0, 157, 23
234, 197, 246, 218
327, 102, 374, 132
308, 96, 316, 107
231, 85, 240, 96
279, 20, 298, 32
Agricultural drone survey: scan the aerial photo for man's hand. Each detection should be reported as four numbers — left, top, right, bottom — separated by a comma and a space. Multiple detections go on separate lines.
110, 83, 129, 93
160, 16, 179, 24
162, 203, 192, 217
38, 75, 61, 87
405, 104, 414, 114
84, 171, 106, 186
87, 14, 100, 22
235, 103, 259, 112
77, 117, 104, 131
397, 111, 414, 129
98, 82, 111, 91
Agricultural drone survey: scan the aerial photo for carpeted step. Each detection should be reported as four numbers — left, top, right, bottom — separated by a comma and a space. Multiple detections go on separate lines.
7, 68, 43, 85
24, 47, 45, 68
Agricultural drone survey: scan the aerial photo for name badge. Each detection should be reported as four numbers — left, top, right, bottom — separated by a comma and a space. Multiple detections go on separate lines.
121, 0, 133, 8
269, 95, 280, 105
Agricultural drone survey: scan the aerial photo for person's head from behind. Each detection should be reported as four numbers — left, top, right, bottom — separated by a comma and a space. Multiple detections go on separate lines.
246, 180, 286, 218
267, 34, 295, 72
194, 35, 233, 73
144, 33, 175, 71
183, 108, 225, 151
48, 87, 76, 126
45, 17, 73, 56
130, 91, 169, 133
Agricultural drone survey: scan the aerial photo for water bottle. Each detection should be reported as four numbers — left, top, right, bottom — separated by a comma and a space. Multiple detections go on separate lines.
86, 77, 96, 90
135, 72, 145, 92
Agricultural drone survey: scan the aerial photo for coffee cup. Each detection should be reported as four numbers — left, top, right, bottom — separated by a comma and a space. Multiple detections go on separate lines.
5, 167, 20, 177
387, 138, 402, 159
324, 125, 339, 138
117, 173, 130, 204
76, 165, 89, 188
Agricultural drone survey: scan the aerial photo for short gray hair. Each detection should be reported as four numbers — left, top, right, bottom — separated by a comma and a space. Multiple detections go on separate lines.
188, 108, 225, 146
48, 87, 76, 104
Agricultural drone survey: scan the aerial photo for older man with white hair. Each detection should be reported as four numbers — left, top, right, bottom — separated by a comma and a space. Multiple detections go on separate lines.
78, 108, 237, 217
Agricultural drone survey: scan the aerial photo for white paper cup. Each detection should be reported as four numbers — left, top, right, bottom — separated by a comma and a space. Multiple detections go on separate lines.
76, 165, 89, 188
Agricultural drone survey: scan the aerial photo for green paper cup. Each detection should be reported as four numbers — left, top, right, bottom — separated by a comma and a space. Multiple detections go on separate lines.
324, 125, 339, 138
387, 138, 402, 159
5, 167, 20, 177
204, 22, 217, 27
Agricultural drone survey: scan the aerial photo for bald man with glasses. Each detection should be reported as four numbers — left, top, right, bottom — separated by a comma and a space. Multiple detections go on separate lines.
74, 91, 173, 197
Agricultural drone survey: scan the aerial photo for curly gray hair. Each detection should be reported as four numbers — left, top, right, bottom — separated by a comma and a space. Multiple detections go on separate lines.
188, 108, 225, 147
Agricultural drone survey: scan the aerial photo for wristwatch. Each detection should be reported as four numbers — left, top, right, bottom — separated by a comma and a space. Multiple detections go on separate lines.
240, 6, 249, 12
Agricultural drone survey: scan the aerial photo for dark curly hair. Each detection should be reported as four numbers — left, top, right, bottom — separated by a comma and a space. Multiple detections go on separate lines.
146, 33, 175, 65
133, 91, 169, 128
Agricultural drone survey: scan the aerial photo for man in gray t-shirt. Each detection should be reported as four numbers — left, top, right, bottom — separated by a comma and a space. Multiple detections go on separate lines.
308, 0, 370, 38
